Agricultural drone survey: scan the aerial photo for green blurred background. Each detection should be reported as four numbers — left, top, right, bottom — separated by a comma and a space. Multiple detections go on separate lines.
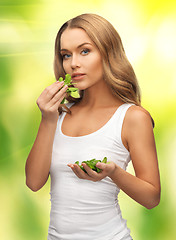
0, 0, 176, 239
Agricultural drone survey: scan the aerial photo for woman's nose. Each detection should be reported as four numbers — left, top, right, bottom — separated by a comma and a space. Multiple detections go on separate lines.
71, 54, 80, 69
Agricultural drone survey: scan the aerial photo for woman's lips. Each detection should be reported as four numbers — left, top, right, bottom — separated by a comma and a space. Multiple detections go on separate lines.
71, 73, 85, 80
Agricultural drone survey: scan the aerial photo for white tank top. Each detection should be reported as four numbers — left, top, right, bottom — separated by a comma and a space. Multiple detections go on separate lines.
48, 102, 133, 240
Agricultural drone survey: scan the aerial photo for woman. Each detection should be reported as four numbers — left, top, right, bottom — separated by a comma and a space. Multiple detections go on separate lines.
25, 13, 161, 240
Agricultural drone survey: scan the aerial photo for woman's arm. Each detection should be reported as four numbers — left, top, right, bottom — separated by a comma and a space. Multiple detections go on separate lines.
25, 81, 68, 192
68, 106, 161, 209
112, 105, 161, 209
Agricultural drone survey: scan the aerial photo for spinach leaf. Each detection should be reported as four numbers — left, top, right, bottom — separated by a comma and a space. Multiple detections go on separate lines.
58, 74, 80, 104
75, 157, 107, 173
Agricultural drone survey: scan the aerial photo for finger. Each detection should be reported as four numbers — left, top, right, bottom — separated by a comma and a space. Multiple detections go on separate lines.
96, 162, 116, 179
95, 162, 107, 170
72, 165, 82, 178
50, 93, 67, 111
68, 164, 92, 180
73, 164, 91, 179
82, 163, 99, 178
49, 85, 68, 106
40, 81, 65, 103
48, 90, 68, 112
82, 163, 107, 181
44, 84, 67, 110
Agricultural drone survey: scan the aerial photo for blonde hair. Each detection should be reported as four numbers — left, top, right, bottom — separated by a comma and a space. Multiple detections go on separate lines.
54, 13, 141, 114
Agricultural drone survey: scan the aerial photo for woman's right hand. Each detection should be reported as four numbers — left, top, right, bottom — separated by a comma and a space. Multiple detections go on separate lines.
36, 81, 68, 122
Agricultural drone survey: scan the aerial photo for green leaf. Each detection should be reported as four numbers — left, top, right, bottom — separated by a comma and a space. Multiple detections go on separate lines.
102, 157, 107, 163
80, 165, 87, 172
58, 77, 63, 82
61, 98, 65, 104
76, 158, 107, 173
70, 91, 80, 98
67, 87, 78, 92
64, 74, 71, 85
96, 168, 102, 173
58, 74, 80, 103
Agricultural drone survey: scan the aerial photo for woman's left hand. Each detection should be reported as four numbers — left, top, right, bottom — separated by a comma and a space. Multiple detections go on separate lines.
67, 161, 117, 181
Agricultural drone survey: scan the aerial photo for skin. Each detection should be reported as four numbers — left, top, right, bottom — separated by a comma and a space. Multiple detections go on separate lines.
25, 81, 68, 191
26, 27, 160, 210
60, 28, 104, 93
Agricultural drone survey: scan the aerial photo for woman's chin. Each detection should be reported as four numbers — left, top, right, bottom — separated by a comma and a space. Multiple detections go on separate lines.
73, 83, 86, 91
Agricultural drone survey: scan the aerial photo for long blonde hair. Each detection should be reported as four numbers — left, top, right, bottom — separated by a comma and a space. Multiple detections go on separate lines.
54, 13, 141, 114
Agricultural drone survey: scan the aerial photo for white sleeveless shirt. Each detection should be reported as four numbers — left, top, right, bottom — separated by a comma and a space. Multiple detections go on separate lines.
48, 102, 133, 240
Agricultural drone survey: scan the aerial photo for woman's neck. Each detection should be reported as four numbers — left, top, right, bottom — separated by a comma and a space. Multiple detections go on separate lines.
79, 80, 123, 109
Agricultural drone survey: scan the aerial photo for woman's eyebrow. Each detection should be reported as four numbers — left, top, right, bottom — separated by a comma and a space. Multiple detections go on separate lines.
60, 42, 92, 52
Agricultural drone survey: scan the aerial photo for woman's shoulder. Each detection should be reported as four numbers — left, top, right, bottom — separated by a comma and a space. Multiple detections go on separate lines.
121, 104, 154, 152
124, 105, 154, 128
122, 105, 155, 148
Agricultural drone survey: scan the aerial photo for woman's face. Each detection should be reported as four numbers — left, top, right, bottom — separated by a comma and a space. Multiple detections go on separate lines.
60, 28, 103, 90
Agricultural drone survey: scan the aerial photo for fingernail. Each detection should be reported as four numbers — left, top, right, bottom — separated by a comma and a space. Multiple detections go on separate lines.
57, 80, 64, 84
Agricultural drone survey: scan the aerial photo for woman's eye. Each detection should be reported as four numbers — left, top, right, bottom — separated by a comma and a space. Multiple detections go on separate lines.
81, 49, 90, 55
62, 54, 71, 59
